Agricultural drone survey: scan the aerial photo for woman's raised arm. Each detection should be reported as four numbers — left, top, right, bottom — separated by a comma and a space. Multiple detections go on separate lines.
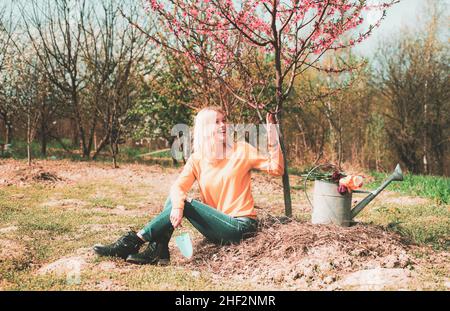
249, 114, 284, 176
249, 141, 284, 176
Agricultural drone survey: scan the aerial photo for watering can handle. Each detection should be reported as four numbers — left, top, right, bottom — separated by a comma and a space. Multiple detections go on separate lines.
352, 189, 371, 194
304, 163, 340, 210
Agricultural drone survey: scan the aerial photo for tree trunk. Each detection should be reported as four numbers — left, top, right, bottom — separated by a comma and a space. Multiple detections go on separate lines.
41, 134, 47, 157
94, 131, 97, 151
337, 128, 343, 168
27, 112, 32, 166
72, 93, 89, 158
87, 113, 97, 156
92, 133, 110, 159
110, 142, 119, 169
40, 122, 47, 157
278, 115, 293, 217
71, 118, 79, 148
77, 120, 89, 158
423, 89, 428, 174
5, 119, 12, 145
27, 141, 31, 166
111, 145, 118, 168
273, 30, 292, 217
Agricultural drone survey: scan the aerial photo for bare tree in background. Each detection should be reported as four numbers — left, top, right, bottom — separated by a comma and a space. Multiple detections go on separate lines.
373, 0, 450, 174
0, 5, 15, 149
82, 0, 152, 167
9, 56, 51, 165
18, 0, 152, 166
21, 0, 92, 157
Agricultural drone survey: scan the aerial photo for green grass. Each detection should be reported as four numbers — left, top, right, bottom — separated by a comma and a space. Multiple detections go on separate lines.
149, 149, 172, 158
3, 263, 252, 291
289, 164, 450, 204
367, 171, 450, 204
1, 139, 77, 159
360, 203, 450, 250
1, 139, 180, 168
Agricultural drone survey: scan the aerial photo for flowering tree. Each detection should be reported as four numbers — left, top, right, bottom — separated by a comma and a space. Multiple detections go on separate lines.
143, 0, 398, 216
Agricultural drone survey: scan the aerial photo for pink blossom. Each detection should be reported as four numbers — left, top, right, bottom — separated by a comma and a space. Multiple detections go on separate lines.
144, 0, 396, 78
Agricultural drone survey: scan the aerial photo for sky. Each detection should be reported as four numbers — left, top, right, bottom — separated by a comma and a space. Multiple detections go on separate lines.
355, 0, 450, 56
4, 0, 449, 56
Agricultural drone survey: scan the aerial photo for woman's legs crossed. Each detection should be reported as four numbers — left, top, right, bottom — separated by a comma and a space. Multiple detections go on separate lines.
95, 196, 258, 263
183, 199, 258, 244
138, 196, 258, 245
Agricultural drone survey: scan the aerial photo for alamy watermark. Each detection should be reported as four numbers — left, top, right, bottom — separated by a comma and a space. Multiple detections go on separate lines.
170, 123, 282, 160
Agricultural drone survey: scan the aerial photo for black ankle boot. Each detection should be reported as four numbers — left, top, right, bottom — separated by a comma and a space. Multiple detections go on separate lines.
126, 242, 170, 265
93, 231, 144, 259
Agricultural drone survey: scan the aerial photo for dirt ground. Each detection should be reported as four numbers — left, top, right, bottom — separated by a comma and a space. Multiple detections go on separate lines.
0, 159, 449, 291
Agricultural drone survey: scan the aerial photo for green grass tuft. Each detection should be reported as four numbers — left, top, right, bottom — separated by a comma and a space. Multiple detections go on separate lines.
367, 171, 450, 204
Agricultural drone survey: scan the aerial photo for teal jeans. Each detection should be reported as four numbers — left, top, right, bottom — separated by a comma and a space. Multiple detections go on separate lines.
138, 197, 258, 245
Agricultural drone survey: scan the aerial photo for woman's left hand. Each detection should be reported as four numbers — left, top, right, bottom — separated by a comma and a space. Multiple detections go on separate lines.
170, 208, 184, 228
266, 112, 279, 147
266, 112, 277, 124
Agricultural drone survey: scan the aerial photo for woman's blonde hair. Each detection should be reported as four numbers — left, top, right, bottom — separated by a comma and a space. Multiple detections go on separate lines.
193, 106, 225, 163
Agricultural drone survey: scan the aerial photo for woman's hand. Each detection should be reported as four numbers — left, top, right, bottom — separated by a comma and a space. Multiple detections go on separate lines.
266, 112, 278, 147
170, 208, 184, 228
266, 112, 277, 124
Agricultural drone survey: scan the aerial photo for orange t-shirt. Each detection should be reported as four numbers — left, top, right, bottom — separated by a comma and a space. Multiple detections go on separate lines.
169, 141, 284, 218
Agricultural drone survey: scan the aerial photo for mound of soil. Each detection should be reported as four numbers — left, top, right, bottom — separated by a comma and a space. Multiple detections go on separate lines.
0, 159, 171, 188
32, 171, 61, 183
0, 162, 63, 186
186, 215, 416, 290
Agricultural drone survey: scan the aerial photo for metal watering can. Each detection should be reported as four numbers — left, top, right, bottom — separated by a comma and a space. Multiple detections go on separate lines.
307, 164, 404, 227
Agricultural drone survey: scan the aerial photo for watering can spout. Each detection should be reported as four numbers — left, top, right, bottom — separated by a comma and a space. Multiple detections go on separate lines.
351, 164, 404, 218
